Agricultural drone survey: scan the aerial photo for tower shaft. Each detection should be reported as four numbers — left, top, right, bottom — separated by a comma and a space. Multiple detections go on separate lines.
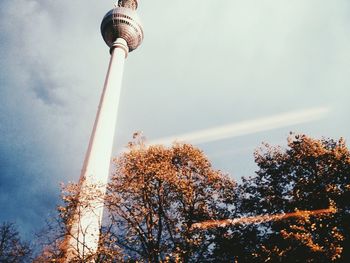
63, 38, 128, 261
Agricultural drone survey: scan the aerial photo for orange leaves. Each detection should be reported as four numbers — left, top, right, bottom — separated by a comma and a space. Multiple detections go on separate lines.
239, 133, 350, 262
105, 139, 236, 261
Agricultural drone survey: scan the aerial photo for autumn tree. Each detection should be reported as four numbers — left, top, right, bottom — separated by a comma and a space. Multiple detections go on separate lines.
34, 137, 236, 262
0, 222, 32, 263
105, 139, 236, 262
215, 134, 350, 262
34, 183, 123, 263
36, 133, 350, 262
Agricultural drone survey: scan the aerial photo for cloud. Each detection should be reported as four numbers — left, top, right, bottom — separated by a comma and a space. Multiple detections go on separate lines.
0, 0, 111, 237
0, 0, 349, 240
149, 107, 330, 145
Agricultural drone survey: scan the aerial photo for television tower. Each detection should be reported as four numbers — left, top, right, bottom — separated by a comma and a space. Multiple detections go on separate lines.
63, 0, 143, 260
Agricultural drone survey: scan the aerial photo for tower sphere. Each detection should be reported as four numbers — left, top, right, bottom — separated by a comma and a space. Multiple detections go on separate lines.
101, 7, 144, 52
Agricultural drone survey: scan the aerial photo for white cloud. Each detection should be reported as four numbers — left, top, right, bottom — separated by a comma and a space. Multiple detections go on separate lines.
149, 107, 330, 145
0, 0, 349, 238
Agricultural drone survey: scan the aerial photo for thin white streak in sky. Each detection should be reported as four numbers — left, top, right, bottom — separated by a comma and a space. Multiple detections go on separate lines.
148, 107, 330, 145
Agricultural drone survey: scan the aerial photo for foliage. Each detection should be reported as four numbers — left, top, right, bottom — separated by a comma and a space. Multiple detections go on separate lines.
34, 133, 350, 262
105, 138, 236, 262
214, 134, 350, 262
33, 183, 123, 262
0, 222, 32, 263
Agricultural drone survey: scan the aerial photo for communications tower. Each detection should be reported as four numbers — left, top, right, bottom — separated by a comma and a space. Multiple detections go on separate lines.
63, 0, 143, 260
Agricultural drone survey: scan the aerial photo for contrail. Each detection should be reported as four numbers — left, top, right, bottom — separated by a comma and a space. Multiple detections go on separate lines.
148, 107, 330, 145
191, 207, 336, 230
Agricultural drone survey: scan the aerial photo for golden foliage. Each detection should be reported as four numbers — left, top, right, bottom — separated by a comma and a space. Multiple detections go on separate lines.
105, 139, 236, 261
249, 134, 350, 262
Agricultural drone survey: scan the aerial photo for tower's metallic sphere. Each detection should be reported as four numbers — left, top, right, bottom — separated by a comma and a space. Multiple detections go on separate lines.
101, 7, 144, 52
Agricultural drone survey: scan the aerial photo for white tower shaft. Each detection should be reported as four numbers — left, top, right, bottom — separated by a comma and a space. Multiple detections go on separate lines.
64, 38, 128, 261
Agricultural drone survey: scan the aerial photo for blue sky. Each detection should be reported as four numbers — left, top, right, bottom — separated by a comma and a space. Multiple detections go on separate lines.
0, 0, 349, 239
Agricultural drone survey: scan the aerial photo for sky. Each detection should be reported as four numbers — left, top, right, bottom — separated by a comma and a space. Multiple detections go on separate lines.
0, 0, 349, 239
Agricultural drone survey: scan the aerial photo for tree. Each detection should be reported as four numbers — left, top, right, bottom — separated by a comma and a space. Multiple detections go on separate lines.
105, 138, 236, 262
227, 134, 350, 262
34, 183, 123, 263
0, 222, 32, 263
36, 133, 350, 262
34, 137, 236, 262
